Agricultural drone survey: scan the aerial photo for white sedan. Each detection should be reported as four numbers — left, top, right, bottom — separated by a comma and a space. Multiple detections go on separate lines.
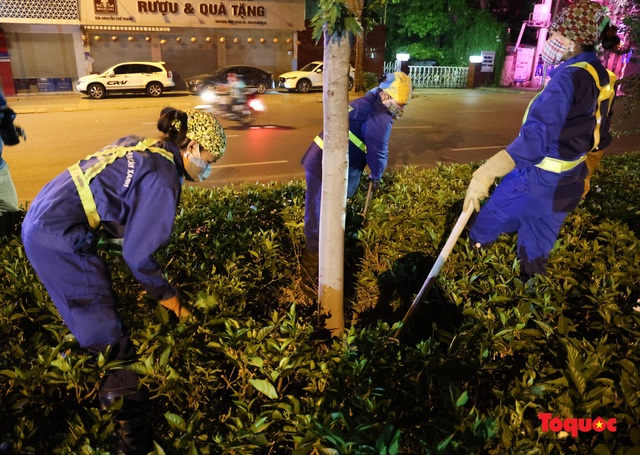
278, 61, 354, 93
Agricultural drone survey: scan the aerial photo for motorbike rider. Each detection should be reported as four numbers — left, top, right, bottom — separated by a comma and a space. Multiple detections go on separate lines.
22, 108, 226, 454
223, 72, 247, 112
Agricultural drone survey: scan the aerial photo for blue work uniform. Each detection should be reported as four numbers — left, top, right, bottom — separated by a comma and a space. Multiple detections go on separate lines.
301, 88, 394, 251
469, 51, 614, 275
22, 135, 184, 352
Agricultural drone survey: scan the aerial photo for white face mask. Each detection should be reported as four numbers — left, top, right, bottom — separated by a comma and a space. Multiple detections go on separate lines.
183, 143, 211, 182
541, 37, 568, 65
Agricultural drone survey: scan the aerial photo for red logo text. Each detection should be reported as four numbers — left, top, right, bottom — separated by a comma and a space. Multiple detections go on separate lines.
538, 413, 617, 437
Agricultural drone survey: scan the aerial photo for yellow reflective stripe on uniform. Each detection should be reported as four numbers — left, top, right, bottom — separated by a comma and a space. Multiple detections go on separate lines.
68, 139, 175, 229
312, 106, 367, 152
569, 62, 617, 152
68, 163, 101, 229
348, 131, 366, 152
313, 131, 367, 152
522, 91, 542, 125
82, 138, 174, 181
524, 62, 616, 174
535, 155, 587, 173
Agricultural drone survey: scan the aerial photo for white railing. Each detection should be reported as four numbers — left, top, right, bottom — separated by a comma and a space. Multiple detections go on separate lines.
383, 62, 469, 89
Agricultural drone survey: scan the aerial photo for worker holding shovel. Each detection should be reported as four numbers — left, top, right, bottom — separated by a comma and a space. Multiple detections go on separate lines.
463, 0, 619, 285
399, 1, 618, 339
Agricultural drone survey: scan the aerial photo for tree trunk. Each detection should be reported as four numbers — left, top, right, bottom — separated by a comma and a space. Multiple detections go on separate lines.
319, 27, 352, 337
354, 33, 365, 94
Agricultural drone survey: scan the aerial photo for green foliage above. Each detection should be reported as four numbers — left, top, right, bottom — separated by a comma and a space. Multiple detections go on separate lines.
310, 0, 364, 42
362, 71, 381, 91
1, 153, 640, 453
450, 9, 509, 67
384, 0, 509, 66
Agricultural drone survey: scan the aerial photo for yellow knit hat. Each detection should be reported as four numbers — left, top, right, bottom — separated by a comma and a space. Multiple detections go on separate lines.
380, 72, 413, 105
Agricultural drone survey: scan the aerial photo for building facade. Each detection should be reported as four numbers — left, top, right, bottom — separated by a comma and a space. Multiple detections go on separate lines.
0, 0, 306, 95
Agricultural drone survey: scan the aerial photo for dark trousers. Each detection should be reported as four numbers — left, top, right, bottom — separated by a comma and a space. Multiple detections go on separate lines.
22, 231, 139, 392
304, 164, 364, 252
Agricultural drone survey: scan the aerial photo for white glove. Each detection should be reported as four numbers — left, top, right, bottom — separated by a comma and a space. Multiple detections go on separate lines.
463, 149, 515, 213
464, 178, 490, 213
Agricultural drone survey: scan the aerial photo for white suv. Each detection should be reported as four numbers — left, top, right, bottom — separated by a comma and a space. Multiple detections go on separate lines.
278, 61, 355, 93
76, 61, 175, 99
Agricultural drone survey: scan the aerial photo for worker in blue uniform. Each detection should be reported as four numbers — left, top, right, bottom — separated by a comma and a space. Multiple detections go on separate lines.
22, 107, 226, 454
464, 0, 620, 281
301, 72, 413, 280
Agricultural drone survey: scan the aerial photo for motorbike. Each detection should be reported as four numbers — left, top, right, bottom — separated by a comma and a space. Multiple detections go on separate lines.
196, 87, 265, 126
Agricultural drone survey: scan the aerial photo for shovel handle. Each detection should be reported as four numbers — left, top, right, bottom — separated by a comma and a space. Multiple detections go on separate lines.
395, 205, 474, 340
361, 180, 373, 217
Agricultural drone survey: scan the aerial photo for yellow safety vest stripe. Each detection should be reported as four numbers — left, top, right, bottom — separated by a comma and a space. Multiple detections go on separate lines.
523, 62, 616, 173
522, 91, 542, 125
535, 155, 587, 173
68, 164, 101, 229
569, 62, 616, 152
68, 138, 175, 229
312, 105, 367, 152
313, 131, 367, 152
313, 135, 323, 149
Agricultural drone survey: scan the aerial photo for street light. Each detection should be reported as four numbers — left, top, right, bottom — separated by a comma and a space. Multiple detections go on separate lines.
396, 53, 410, 72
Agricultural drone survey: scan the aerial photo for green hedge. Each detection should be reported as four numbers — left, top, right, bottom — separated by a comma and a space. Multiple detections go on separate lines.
1, 153, 639, 454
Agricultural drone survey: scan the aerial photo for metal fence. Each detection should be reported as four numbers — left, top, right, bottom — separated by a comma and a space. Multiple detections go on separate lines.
383, 62, 469, 89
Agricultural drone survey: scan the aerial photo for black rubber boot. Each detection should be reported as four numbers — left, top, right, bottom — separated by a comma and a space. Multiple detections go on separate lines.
99, 386, 150, 455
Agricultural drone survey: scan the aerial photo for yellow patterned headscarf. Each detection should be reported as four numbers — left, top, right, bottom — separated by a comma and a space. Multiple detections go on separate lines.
179, 109, 226, 159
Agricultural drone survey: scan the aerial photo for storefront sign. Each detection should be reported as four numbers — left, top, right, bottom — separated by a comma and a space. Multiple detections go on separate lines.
95, 0, 118, 14
80, 0, 305, 30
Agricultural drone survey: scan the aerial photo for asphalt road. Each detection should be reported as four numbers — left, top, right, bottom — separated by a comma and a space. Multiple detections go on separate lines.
5, 88, 639, 205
